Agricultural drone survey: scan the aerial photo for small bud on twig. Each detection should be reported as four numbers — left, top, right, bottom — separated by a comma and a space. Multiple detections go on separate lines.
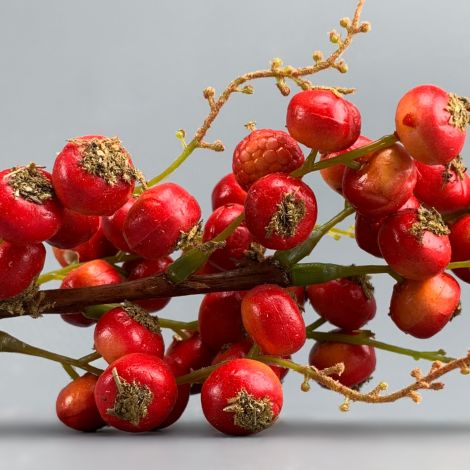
339, 17, 351, 29
359, 21, 371, 33
329, 30, 341, 44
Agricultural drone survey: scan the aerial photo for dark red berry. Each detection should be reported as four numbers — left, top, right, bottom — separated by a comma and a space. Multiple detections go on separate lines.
123, 183, 201, 260
449, 215, 470, 283
211, 339, 253, 365
211, 173, 247, 210
244, 173, 317, 250
102, 197, 136, 252
395, 85, 467, 165
232, 129, 304, 190
378, 207, 451, 280
94, 353, 177, 432
390, 273, 460, 338
201, 358, 283, 435
286, 89, 361, 152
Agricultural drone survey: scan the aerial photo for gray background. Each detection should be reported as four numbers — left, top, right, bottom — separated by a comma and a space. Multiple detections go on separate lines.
1, 0, 470, 468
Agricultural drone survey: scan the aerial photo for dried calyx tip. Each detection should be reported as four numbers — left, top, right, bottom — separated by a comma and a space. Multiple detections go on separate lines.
7, 163, 53, 204
446, 93, 469, 130
265, 193, 306, 239
409, 206, 450, 240
122, 301, 161, 335
176, 221, 203, 251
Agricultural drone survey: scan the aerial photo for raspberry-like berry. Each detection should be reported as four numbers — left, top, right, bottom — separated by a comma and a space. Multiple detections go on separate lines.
232, 129, 304, 190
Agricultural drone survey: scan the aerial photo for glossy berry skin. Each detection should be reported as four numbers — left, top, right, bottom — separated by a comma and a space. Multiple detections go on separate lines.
319, 135, 372, 194
241, 284, 306, 355
306, 278, 376, 330
343, 144, 417, 218
286, 89, 361, 152
244, 173, 317, 250
395, 85, 466, 165
124, 183, 201, 260
232, 129, 304, 190
378, 208, 451, 280
122, 257, 172, 312
56, 374, 105, 432
94, 306, 164, 364
287, 286, 306, 309
198, 291, 245, 352
52, 221, 118, 266
449, 215, 470, 283
52, 135, 136, 216
60, 259, 122, 327
309, 334, 376, 387
203, 204, 255, 271
102, 197, 136, 252
354, 196, 420, 258
48, 208, 99, 249
0, 167, 61, 244
211, 339, 253, 365
390, 273, 460, 338
211, 173, 247, 210
201, 358, 283, 436
0, 242, 46, 300
414, 161, 470, 214
94, 353, 177, 433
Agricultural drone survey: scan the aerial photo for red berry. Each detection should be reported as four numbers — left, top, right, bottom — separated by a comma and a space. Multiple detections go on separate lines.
342, 144, 417, 217
0, 242, 46, 300
232, 129, 304, 190
211, 339, 253, 365
48, 208, 99, 249
203, 203, 255, 271
449, 215, 470, 283
211, 173, 247, 210
56, 374, 105, 432
309, 333, 376, 387
122, 256, 172, 312
60, 259, 122, 327
395, 85, 467, 165
52, 221, 118, 266
286, 89, 361, 152
102, 197, 136, 252
0, 165, 61, 244
319, 135, 372, 194
94, 353, 177, 432
53, 136, 139, 215
390, 273, 460, 338
241, 284, 306, 355
198, 291, 245, 352
244, 173, 317, 250
94, 303, 164, 364
123, 183, 201, 260
378, 207, 451, 280
287, 286, 306, 309
306, 276, 376, 330
414, 158, 470, 214
201, 358, 283, 435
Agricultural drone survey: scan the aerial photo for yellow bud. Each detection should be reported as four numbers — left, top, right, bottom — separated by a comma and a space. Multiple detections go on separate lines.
312, 50, 324, 62
329, 30, 340, 44
339, 17, 351, 28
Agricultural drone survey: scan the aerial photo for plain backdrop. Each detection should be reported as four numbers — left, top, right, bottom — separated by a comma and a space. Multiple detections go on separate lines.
1, 1, 470, 469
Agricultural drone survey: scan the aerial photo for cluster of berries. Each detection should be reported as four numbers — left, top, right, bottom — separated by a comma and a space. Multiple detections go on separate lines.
1, 82, 469, 435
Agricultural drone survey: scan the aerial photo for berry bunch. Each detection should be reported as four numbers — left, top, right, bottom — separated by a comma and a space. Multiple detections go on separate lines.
2, 0, 470, 437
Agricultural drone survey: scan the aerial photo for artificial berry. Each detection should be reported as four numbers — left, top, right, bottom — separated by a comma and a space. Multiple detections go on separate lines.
286, 89, 361, 152
306, 276, 376, 330
378, 207, 451, 280
232, 129, 304, 190
0, 165, 61, 244
102, 197, 136, 252
94, 353, 177, 432
241, 284, 306, 355
390, 273, 461, 338
342, 144, 417, 217
201, 358, 283, 435
211, 173, 247, 210
449, 215, 470, 283
56, 373, 105, 432
203, 203, 256, 271
244, 173, 317, 250
123, 183, 201, 260
395, 85, 467, 165
94, 303, 164, 364
309, 333, 376, 387
53, 135, 139, 215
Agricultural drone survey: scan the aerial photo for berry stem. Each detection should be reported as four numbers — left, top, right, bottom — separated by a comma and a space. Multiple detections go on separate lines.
306, 317, 327, 333
275, 204, 355, 268
448, 260, 470, 270
307, 330, 454, 363
0, 330, 103, 375
290, 149, 318, 177
62, 363, 79, 380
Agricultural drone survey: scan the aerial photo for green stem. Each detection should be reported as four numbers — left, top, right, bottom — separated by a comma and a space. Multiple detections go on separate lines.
159, 318, 198, 332
290, 149, 318, 177
448, 260, 470, 270
308, 330, 454, 363
62, 363, 79, 380
275, 205, 355, 268
78, 351, 101, 363
306, 318, 327, 333
176, 363, 220, 385
167, 213, 245, 284
135, 139, 199, 195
